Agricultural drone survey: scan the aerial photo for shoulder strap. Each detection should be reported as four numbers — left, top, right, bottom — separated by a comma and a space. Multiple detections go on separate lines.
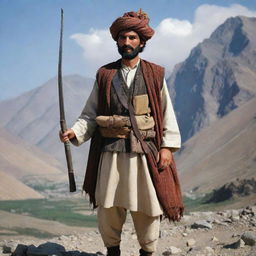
112, 72, 150, 154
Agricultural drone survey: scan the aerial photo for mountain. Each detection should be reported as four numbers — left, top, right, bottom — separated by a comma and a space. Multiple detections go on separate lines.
0, 127, 69, 200
168, 16, 256, 142
0, 171, 44, 200
0, 127, 65, 180
176, 96, 256, 194
0, 75, 94, 176
1, 16, 256, 195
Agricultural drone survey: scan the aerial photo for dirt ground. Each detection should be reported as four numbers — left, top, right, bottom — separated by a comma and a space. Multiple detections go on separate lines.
1, 205, 256, 256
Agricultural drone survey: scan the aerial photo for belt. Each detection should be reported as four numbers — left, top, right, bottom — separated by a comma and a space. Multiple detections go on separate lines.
99, 127, 156, 139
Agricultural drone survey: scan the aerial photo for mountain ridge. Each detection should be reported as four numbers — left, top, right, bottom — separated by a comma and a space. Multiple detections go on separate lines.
177, 96, 256, 194
168, 16, 256, 142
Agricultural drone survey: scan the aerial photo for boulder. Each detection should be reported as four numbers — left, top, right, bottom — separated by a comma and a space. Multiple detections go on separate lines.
191, 220, 212, 229
241, 231, 256, 246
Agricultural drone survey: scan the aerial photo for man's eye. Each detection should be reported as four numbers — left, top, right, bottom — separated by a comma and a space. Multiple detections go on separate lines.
129, 36, 136, 40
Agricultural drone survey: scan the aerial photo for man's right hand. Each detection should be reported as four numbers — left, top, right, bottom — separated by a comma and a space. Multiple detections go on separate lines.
59, 129, 76, 143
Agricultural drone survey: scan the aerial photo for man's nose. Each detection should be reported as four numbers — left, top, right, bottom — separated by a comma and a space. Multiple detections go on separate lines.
124, 37, 131, 45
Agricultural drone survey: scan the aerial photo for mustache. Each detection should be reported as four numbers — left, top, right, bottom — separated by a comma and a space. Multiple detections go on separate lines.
120, 45, 134, 51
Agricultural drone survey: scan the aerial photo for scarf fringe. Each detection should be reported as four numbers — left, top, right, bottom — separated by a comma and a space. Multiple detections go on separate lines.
163, 206, 184, 222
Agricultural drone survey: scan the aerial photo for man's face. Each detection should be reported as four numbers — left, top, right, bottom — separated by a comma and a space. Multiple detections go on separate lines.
117, 30, 144, 60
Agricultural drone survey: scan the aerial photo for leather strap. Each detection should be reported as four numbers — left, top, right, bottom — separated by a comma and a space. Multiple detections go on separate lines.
112, 72, 151, 154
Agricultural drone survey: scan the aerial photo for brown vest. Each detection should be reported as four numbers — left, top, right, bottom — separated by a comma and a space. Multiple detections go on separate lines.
83, 59, 184, 221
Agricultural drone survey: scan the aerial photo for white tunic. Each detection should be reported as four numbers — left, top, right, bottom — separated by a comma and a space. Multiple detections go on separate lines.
71, 60, 181, 216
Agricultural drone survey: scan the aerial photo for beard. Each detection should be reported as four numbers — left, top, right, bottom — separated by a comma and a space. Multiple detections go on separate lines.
117, 44, 142, 60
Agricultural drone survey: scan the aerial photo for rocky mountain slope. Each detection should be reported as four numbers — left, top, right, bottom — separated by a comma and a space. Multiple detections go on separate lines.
176, 96, 256, 195
0, 128, 64, 179
0, 171, 44, 200
0, 127, 67, 200
0, 75, 94, 175
168, 16, 256, 142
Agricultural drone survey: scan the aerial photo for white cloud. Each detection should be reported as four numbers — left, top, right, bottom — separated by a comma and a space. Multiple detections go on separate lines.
70, 29, 119, 75
71, 4, 256, 77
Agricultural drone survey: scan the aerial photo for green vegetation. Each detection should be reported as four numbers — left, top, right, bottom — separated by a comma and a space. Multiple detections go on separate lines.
28, 183, 58, 192
183, 192, 237, 213
0, 195, 239, 227
0, 198, 97, 227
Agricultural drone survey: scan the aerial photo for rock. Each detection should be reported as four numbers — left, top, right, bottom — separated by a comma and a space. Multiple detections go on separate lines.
182, 215, 192, 222
182, 233, 188, 237
232, 233, 240, 238
163, 246, 182, 255
231, 209, 240, 217
238, 239, 245, 248
211, 236, 219, 242
220, 211, 230, 218
2, 245, 12, 254
233, 239, 245, 249
26, 243, 66, 256
224, 218, 232, 223
159, 230, 169, 238
218, 221, 229, 226
191, 220, 212, 229
204, 246, 214, 253
58, 236, 68, 241
231, 215, 240, 221
12, 244, 28, 256
242, 208, 252, 216
70, 235, 77, 241
251, 206, 256, 215
187, 246, 202, 254
241, 231, 256, 246
186, 239, 196, 247
212, 219, 222, 225
2, 242, 17, 254
224, 238, 245, 249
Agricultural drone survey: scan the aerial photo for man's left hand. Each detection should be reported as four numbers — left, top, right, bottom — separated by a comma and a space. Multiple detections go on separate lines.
157, 147, 173, 170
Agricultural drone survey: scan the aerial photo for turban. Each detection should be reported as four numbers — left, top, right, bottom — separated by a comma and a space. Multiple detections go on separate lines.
110, 9, 155, 41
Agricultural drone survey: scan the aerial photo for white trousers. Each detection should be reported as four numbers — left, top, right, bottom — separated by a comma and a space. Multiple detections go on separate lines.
97, 206, 160, 252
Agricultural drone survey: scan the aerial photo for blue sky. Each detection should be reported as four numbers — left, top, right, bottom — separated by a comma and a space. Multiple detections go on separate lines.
0, 0, 256, 100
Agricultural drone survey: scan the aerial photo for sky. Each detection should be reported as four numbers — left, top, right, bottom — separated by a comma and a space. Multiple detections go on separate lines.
0, 0, 256, 100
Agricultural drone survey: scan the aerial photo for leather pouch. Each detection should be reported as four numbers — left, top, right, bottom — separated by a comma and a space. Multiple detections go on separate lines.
133, 94, 151, 115
135, 115, 155, 130
96, 115, 155, 130
130, 130, 144, 153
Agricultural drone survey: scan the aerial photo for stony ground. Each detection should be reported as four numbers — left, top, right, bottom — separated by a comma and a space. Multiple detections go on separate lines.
1, 205, 256, 256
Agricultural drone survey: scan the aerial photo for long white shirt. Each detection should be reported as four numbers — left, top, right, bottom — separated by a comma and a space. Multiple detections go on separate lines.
71, 60, 181, 216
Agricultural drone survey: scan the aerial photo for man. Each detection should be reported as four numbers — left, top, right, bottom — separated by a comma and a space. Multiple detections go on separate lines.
60, 10, 183, 256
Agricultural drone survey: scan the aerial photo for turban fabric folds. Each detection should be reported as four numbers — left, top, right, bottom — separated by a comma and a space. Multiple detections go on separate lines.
110, 9, 155, 41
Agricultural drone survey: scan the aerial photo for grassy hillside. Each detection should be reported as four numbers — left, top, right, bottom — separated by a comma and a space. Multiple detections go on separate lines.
0, 198, 97, 228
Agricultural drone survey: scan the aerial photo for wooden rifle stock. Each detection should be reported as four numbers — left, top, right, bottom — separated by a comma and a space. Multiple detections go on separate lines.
58, 9, 76, 192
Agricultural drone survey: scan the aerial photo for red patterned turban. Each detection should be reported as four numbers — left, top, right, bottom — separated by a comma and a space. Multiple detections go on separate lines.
110, 9, 155, 41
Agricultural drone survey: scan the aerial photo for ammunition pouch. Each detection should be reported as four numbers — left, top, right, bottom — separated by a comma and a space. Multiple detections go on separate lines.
133, 94, 151, 115
99, 127, 156, 140
96, 115, 155, 130
97, 113, 156, 154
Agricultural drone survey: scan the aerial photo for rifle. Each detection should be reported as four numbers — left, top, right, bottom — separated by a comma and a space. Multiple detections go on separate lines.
58, 9, 76, 192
